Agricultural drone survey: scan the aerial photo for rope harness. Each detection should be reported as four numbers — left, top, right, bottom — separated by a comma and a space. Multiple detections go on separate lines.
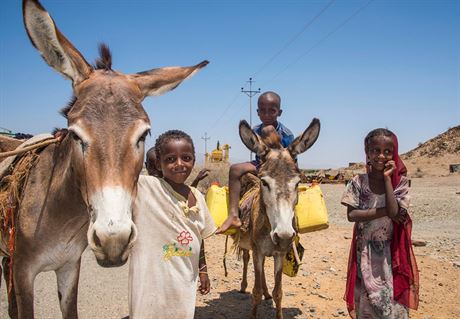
0, 135, 62, 302
0, 137, 61, 159
0, 150, 40, 301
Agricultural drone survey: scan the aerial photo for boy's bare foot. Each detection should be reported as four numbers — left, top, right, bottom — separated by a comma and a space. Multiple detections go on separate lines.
217, 215, 242, 234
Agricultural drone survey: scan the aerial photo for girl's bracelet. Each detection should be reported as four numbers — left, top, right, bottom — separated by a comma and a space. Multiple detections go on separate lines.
199, 271, 208, 275
199, 264, 207, 271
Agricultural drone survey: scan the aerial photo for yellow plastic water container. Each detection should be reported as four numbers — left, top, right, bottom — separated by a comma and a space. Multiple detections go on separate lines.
295, 183, 329, 233
205, 183, 236, 235
282, 235, 304, 277
206, 182, 328, 235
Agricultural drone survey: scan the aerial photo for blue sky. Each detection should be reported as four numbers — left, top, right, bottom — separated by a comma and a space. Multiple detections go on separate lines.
1, 0, 458, 168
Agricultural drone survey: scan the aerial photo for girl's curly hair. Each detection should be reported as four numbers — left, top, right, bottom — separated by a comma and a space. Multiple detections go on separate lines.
154, 130, 195, 160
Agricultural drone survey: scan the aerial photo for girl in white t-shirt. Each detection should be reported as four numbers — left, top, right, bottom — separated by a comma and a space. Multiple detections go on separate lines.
129, 130, 216, 319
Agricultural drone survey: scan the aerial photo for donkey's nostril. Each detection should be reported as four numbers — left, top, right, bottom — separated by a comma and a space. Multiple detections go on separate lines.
93, 232, 102, 248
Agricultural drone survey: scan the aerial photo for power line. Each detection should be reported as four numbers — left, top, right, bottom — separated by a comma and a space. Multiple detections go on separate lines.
205, 77, 258, 137
206, 90, 241, 133
204, 0, 370, 138
205, 1, 335, 135
252, 0, 336, 78
205, 0, 335, 131
264, 0, 374, 86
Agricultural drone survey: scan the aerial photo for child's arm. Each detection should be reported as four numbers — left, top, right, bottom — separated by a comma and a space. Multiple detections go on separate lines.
191, 168, 210, 188
198, 240, 210, 295
342, 175, 388, 222
346, 205, 388, 222
346, 189, 404, 223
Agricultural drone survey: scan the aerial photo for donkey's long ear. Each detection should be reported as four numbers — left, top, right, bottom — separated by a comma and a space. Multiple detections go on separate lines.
287, 118, 320, 157
239, 120, 269, 156
130, 61, 209, 98
23, 0, 92, 85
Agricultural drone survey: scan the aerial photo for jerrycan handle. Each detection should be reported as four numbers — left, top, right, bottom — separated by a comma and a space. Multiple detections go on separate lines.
297, 185, 308, 192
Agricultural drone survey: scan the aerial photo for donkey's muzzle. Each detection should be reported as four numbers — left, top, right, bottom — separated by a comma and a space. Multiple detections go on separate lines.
88, 221, 138, 267
272, 231, 295, 249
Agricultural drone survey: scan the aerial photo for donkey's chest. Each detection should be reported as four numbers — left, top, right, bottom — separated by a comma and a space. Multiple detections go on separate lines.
39, 235, 88, 271
253, 235, 286, 257
16, 210, 88, 269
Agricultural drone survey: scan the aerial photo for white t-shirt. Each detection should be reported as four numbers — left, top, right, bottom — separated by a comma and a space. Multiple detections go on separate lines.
129, 176, 216, 319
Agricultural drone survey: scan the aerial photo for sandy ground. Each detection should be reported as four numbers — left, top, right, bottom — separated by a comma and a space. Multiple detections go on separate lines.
404, 154, 460, 179
1, 175, 459, 318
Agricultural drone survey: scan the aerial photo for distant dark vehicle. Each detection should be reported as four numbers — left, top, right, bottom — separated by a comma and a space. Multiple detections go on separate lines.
450, 164, 460, 173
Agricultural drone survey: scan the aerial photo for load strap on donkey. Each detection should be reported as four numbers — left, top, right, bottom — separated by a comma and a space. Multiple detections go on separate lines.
0, 133, 64, 302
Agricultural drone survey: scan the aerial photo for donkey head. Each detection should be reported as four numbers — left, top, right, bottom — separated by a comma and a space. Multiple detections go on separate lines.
239, 118, 320, 248
23, 0, 208, 267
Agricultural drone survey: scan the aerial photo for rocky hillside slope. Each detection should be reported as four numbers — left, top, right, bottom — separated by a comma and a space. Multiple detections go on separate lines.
402, 125, 460, 177
402, 125, 460, 159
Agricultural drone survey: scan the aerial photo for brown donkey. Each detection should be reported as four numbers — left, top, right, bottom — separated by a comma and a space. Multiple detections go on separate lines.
236, 118, 320, 319
0, 0, 208, 318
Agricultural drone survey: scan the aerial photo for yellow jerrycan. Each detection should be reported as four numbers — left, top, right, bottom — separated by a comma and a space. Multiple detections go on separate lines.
295, 183, 329, 233
205, 183, 237, 235
282, 235, 304, 277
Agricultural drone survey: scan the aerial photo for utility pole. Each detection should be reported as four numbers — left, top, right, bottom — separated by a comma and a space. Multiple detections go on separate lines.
241, 77, 260, 160
201, 132, 211, 164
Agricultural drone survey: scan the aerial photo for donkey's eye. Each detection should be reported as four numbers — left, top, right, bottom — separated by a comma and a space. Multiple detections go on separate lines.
261, 179, 270, 189
71, 132, 88, 152
136, 129, 150, 148
71, 132, 79, 141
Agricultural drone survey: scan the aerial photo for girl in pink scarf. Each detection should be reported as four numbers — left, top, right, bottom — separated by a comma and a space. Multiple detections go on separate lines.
341, 128, 419, 318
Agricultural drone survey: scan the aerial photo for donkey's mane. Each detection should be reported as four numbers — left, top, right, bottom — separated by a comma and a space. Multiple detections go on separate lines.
94, 43, 113, 71
261, 129, 282, 149
60, 44, 113, 119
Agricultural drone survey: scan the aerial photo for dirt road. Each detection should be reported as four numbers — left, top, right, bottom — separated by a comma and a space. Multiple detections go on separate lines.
1, 176, 459, 318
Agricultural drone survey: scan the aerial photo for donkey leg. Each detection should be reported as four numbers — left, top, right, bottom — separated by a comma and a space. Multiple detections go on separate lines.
2, 257, 18, 319
239, 249, 250, 293
56, 260, 81, 319
13, 262, 36, 319
261, 257, 272, 300
272, 254, 285, 319
250, 251, 264, 319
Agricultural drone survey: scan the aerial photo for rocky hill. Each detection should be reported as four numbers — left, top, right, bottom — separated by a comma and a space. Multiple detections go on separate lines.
402, 125, 460, 159
402, 125, 460, 177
